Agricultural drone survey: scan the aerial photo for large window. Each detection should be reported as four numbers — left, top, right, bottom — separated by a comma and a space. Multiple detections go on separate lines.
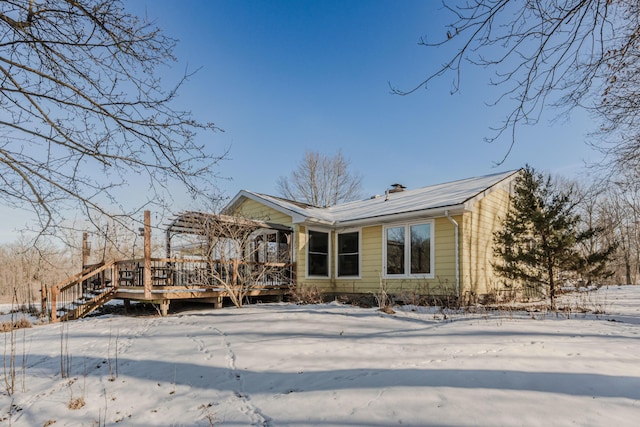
386, 226, 405, 275
384, 221, 433, 277
337, 231, 359, 277
308, 229, 329, 277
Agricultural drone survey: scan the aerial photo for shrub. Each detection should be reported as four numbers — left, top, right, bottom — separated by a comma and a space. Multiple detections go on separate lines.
0, 318, 32, 333
288, 285, 323, 304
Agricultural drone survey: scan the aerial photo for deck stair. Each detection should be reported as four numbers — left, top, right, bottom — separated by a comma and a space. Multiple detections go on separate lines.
48, 260, 118, 322
59, 286, 117, 321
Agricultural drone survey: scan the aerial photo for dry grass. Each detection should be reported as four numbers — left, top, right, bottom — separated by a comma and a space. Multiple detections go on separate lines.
68, 396, 85, 410
288, 285, 323, 304
0, 317, 32, 332
378, 306, 396, 314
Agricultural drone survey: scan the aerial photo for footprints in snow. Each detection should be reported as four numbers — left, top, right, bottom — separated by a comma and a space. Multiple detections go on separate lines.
186, 325, 272, 426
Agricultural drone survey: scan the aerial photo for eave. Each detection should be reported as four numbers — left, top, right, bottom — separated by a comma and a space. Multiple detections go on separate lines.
300, 203, 470, 230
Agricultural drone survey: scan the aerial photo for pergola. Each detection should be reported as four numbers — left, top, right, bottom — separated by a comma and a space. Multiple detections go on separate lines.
164, 211, 293, 259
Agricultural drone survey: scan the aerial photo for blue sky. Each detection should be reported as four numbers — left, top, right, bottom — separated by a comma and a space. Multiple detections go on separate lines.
0, 0, 600, 243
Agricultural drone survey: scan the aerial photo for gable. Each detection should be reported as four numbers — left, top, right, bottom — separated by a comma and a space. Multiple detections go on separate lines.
229, 197, 293, 227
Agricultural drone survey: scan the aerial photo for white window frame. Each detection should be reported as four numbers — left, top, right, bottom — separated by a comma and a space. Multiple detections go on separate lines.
335, 229, 361, 279
382, 220, 435, 279
306, 228, 331, 278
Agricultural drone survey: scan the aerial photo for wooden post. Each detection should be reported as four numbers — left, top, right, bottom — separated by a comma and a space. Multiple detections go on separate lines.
82, 232, 89, 268
50, 288, 58, 322
112, 263, 118, 289
160, 299, 170, 316
214, 296, 223, 309
41, 284, 47, 318
143, 210, 152, 299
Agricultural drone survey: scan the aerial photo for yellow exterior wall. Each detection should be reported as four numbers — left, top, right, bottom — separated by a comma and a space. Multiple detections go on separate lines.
460, 187, 512, 299
295, 224, 308, 282
295, 217, 459, 298
231, 198, 293, 227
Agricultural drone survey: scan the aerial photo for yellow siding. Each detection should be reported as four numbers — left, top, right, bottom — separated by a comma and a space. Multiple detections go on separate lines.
360, 225, 382, 288
295, 225, 307, 283
296, 218, 459, 297
231, 198, 293, 227
460, 187, 512, 299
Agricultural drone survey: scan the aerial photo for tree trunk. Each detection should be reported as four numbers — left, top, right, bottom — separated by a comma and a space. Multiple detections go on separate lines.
548, 265, 556, 311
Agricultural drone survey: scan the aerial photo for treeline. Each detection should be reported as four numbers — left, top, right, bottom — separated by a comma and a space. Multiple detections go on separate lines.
0, 222, 149, 304
584, 172, 640, 285
0, 239, 76, 304
502, 169, 640, 287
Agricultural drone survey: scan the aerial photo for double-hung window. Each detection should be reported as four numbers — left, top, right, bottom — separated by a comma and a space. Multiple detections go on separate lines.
337, 231, 359, 277
384, 221, 434, 277
307, 229, 329, 277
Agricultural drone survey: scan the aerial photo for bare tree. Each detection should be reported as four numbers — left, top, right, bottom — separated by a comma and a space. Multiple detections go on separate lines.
0, 237, 76, 304
203, 217, 290, 308
392, 0, 640, 167
569, 181, 617, 287
277, 150, 362, 207
596, 171, 640, 284
170, 212, 292, 308
595, 1, 640, 175
0, 0, 223, 240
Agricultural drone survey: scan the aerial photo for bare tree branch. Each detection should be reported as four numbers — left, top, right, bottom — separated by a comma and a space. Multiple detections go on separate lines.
277, 150, 363, 207
0, 0, 225, 242
392, 0, 639, 167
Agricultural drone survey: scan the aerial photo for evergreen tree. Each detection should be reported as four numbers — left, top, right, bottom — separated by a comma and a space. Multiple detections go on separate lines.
493, 166, 614, 309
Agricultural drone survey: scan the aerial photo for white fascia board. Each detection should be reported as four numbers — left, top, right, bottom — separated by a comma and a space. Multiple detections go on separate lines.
299, 217, 335, 227
331, 204, 468, 229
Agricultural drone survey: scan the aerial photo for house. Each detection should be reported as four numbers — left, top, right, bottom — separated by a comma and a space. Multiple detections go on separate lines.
45, 169, 520, 322
225, 169, 521, 304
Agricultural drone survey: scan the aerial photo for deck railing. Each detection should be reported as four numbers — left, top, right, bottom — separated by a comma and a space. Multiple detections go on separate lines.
114, 257, 293, 288
46, 257, 294, 322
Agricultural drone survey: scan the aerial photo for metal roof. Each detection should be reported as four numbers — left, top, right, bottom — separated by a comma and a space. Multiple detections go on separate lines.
228, 170, 520, 226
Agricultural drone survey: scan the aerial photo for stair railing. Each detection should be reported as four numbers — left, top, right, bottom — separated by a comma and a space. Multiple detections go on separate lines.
48, 260, 117, 322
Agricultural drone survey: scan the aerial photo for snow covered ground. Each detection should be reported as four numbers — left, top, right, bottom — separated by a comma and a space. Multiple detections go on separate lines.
1, 286, 639, 426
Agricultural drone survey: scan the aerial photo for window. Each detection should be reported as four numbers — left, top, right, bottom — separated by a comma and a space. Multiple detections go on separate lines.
386, 226, 405, 274
252, 230, 291, 263
308, 230, 329, 277
410, 223, 430, 274
384, 221, 433, 277
337, 231, 359, 277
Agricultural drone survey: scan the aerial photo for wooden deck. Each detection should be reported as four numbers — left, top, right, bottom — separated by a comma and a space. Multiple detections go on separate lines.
44, 210, 295, 321
45, 258, 293, 321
